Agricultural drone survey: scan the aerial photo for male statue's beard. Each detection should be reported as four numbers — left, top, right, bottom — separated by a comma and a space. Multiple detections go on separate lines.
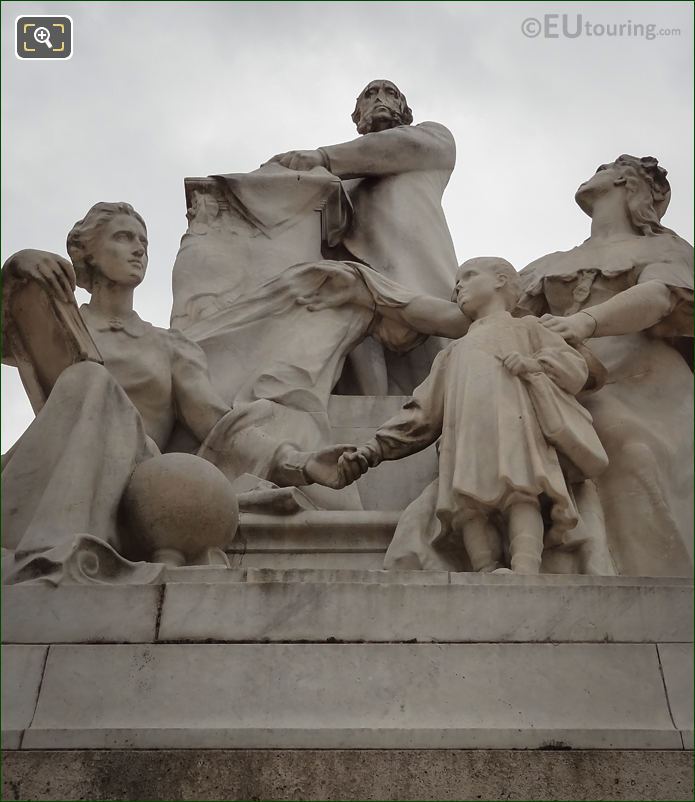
358, 106, 403, 134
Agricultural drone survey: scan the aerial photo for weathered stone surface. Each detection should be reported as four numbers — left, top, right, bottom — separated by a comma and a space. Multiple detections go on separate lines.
2, 585, 161, 643
1, 645, 47, 748
163, 566, 246, 583
658, 642, 694, 746
3, 749, 693, 801
158, 574, 691, 643
243, 567, 449, 585
230, 509, 399, 569
23, 643, 680, 749
235, 510, 398, 552
229, 552, 385, 569
3, 574, 689, 645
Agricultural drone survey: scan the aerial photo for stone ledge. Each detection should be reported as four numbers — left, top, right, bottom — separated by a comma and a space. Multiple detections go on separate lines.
1, 645, 48, 749
159, 577, 693, 643
3, 749, 693, 801
1, 584, 162, 645
657, 643, 694, 746
3, 575, 691, 644
235, 511, 400, 552
13, 642, 684, 750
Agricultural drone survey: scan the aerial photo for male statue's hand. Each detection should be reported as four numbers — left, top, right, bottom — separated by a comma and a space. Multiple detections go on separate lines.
337, 443, 381, 484
303, 444, 369, 490
264, 149, 326, 171
540, 312, 596, 344
295, 262, 373, 312
4, 249, 76, 304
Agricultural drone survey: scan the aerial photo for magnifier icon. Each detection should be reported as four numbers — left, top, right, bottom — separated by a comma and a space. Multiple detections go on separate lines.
33, 26, 53, 49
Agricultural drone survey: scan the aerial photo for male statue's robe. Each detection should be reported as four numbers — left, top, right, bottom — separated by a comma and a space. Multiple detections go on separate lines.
320, 121, 459, 392
320, 121, 458, 299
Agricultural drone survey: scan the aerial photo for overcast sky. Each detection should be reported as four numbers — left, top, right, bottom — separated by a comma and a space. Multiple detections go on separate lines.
2, 0, 693, 450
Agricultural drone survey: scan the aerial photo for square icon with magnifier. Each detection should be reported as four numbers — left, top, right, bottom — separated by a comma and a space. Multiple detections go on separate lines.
16, 16, 72, 60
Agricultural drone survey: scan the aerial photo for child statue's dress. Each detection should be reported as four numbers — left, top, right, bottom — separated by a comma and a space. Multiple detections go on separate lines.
371, 311, 608, 554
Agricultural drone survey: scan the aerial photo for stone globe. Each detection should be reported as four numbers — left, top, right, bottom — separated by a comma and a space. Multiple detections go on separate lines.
121, 453, 239, 566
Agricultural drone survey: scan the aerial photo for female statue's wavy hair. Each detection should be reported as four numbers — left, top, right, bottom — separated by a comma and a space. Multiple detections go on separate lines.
351, 81, 413, 135
612, 155, 672, 236
66, 202, 147, 291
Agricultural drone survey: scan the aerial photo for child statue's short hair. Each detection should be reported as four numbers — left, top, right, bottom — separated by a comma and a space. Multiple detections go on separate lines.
456, 256, 522, 311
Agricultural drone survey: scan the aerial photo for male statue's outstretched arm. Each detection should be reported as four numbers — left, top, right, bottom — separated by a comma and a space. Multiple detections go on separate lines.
317, 121, 455, 179
265, 79, 455, 178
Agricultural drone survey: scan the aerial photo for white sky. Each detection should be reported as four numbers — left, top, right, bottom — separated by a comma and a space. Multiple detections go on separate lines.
2, 0, 693, 450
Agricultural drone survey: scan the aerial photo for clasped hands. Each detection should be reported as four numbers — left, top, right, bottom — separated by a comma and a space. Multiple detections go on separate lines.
302, 441, 378, 490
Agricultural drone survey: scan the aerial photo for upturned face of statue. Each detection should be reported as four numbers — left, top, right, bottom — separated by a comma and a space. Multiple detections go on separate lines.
575, 162, 625, 216
454, 262, 504, 318
88, 214, 149, 287
354, 80, 405, 133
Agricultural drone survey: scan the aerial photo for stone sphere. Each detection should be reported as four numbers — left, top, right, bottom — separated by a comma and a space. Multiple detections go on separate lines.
121, 453, 239, 564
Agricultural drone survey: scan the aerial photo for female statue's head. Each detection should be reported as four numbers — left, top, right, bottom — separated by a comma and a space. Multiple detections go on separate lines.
575, 155, 671, 236
66, 202, 148, 291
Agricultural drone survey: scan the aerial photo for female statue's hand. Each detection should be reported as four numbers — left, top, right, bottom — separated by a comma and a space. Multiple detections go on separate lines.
4, 249, 76, 303
540, 312, 596, 344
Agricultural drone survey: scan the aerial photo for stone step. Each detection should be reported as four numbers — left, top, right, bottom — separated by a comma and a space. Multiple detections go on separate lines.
3, 574, 692, 644
232, 510, 396, 568
5, 642, 691, 751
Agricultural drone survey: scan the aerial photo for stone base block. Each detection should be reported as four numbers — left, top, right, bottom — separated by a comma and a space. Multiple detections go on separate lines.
9, 642, 689, 750
232, 510, 397, 569
3, 572, 691, 645
3, 749, 693, 801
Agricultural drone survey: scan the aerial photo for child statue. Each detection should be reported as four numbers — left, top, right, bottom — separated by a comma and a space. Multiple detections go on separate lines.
339, 257, 609, 574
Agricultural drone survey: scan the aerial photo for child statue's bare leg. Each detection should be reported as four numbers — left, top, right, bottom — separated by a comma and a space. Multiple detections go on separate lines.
506, 500, 544, 574
459, 512, 502, 572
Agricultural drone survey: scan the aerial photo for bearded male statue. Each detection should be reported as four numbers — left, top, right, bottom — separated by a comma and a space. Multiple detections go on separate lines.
267, 79, 459, 394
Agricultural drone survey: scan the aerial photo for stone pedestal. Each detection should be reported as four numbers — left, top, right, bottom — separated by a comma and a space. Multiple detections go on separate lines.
3, 393, 694, 799
2, 569, 693, 799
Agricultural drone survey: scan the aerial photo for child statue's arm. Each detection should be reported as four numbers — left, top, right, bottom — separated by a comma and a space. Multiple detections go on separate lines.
338, 345, 451, 483
520, 319, 591, 395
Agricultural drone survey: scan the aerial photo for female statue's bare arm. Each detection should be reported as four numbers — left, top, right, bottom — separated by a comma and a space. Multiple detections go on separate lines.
541, 280, 674, 342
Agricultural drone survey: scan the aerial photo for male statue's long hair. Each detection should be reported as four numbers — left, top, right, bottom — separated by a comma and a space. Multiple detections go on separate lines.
351, 81, 414, 135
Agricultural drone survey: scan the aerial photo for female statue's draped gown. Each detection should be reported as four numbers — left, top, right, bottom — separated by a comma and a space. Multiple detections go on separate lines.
518, 232, 693, 576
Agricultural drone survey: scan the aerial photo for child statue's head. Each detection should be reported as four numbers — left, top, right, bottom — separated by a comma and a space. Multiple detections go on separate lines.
453, 257, 521, 318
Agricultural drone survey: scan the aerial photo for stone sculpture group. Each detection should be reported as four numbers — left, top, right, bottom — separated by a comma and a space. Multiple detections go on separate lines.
2, 79, 693, 583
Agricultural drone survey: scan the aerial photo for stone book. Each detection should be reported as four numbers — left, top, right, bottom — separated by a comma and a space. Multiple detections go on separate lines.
4, 278, 103, 413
